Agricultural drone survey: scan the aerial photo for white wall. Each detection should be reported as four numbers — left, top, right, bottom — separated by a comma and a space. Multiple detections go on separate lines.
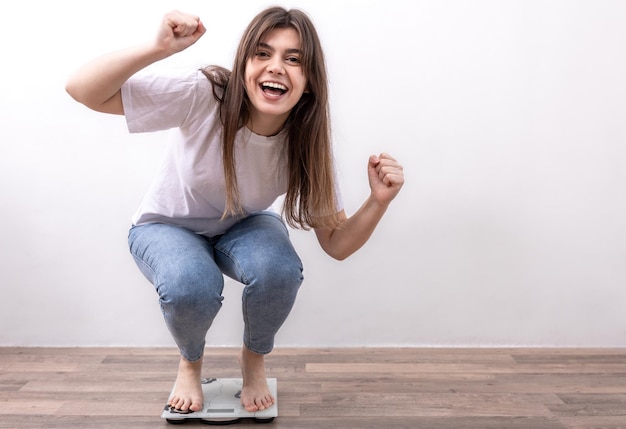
1, 0, 625, 348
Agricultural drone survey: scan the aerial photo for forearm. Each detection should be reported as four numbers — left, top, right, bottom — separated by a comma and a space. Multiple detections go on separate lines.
315, 152, 404, 261
317, 195, 389, 260
65, 43, 167, 112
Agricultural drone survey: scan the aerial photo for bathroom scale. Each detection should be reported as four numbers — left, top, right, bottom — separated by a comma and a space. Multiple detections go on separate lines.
162, 377, 277, 425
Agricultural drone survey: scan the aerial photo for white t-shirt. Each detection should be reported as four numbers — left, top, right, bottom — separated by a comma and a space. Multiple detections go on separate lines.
121, 68, 341, 236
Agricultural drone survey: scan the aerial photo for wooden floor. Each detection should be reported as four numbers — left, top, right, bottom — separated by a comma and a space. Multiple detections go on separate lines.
1, 347, 625, 428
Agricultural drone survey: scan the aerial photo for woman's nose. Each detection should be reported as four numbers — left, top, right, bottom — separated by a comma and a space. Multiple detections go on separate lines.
266, 58, 285, 75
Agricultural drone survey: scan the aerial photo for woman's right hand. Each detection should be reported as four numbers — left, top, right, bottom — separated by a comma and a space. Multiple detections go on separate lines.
155, 10, 206, 56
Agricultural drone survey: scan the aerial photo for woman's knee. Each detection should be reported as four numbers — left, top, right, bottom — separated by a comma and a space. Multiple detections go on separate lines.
250, 259, 304, 296
158, 268, 224, 310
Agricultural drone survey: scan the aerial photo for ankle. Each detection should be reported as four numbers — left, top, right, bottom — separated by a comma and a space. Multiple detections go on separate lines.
241, 346, 265, 363
240, 347, 268, 377
179, 355, 203, 373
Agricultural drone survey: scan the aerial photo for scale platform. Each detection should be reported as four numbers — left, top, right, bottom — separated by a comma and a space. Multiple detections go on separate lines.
161, 377, 277, 425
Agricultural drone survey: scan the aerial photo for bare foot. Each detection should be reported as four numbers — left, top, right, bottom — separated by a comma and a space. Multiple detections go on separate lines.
168, 355, 204, 412
239, 346, 275, 412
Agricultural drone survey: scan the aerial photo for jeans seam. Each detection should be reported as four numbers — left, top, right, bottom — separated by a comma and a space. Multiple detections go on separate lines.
213, 245, 250, 285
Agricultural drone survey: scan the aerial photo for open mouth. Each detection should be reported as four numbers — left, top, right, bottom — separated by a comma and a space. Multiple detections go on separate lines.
261, 82, 288, 96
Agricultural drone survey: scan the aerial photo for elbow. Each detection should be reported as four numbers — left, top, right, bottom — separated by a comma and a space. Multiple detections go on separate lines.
64, 81, 122, 115
330, 253, 347, 262
325, 247, 353, 261
64, 80, 78, 101
65, 79, 86, 104
319, 236, 358, 261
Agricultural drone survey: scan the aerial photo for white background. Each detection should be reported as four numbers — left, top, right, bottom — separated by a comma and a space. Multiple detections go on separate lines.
1, 0, 625, 347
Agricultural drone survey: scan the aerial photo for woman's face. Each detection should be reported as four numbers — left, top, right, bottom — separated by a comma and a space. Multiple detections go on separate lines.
244, 27, 308, 135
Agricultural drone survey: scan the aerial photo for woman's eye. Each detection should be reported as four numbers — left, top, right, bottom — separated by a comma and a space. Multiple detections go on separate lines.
286, 56, 301, 64
256, 51, 270, 58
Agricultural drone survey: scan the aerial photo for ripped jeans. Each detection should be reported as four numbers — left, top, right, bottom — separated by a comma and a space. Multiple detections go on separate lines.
128, 212, 304, 361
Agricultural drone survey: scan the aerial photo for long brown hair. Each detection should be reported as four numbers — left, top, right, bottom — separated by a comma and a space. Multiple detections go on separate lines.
201, 7, 340, 230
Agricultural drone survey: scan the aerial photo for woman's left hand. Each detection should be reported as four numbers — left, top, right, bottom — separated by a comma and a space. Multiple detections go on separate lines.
367, 153, 404, 206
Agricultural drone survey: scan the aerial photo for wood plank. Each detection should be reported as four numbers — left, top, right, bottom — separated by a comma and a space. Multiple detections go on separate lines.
0, 415, 569, 429
0, 401, 65, 415
558, 416, 626, 429
548, 393, 626, 417
301, 392, 560, 418
305, 361, 626, 374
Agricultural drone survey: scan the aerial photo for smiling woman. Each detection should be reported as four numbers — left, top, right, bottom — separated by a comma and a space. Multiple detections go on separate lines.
199, 8, 338, 227
65, 5, 404, 418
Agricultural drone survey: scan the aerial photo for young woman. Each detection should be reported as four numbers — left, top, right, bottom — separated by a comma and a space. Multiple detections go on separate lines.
66, 7, 404, 414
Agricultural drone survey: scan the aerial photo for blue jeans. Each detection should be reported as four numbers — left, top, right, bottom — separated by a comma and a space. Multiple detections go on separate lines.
128, 212, 304, 361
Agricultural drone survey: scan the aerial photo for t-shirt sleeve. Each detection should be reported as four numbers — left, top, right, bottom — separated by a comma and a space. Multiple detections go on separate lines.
121, 69, 207, 133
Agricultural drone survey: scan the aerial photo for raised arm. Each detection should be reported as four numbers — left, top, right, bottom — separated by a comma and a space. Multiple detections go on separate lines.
65, 10, 206, 114
315, 153, 405, 260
